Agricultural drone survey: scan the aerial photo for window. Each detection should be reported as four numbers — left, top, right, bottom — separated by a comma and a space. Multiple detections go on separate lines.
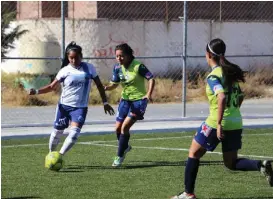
42, 1, 67, 18
1, 1, 17, 18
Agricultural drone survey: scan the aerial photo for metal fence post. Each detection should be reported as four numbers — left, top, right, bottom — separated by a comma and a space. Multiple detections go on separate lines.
182, 1, 188, 118
61, 1, 65, 61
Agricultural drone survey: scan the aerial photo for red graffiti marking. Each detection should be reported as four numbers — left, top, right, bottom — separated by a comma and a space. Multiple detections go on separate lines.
94, 46, 140, 57
93, 33, 140, 57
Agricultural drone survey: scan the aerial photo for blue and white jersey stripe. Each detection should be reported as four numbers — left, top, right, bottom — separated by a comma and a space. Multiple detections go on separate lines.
56, 62, 97, 107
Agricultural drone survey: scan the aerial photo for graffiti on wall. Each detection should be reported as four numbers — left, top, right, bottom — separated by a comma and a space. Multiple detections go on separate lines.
93, 33, 140, 57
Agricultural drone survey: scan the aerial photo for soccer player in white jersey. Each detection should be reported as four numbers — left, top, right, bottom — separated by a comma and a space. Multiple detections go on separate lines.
29, 41, 115, 157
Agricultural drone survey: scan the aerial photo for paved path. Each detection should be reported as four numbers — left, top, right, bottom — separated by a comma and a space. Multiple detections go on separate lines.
2, 99, 273, 127
2, 118, 273, 139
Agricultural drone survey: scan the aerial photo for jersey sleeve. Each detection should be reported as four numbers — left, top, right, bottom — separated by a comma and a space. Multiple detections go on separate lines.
89, 64, 98, 79
110, 64, 120, 84
55, 68, 66, 83
207, 75, 224, 95
138, 64, 154, 80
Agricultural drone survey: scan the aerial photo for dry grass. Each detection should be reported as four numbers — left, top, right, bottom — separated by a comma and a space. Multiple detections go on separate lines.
1, 69, 273, 107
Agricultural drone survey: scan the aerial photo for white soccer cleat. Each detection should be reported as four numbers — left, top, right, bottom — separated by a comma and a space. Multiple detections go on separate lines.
260, 160, 273, 186
112, 156, 122, 167
112, 145, 132, 167
170, 192, 196, 199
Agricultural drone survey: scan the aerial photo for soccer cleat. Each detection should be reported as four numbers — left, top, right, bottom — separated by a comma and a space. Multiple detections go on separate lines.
112, 145, 132, 167
260, 160, 273, 186
170, 192, 196, 199
112, 156, 122, 167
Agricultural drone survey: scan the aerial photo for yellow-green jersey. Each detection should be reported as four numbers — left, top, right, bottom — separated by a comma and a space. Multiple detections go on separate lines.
110, 59, 154, 101
205, 66, 243, 130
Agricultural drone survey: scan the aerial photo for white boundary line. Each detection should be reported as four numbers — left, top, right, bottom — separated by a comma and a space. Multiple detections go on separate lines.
2, 139, 273, 160
2, 143, 48, 148
2, 133, 273, 148
81, 142, 273, 159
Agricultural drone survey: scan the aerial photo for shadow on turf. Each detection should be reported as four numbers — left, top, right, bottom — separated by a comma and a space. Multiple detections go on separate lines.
64, 160, 224, 171
210, 197, 273, 199
59, 169, 85, 173
2, 197, 41, 199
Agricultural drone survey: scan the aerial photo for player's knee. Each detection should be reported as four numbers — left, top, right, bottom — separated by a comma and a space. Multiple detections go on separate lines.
189, 146, 206, 159
54, 117, 69, 130
121, 125, 130, 134
224, 161, 236, 170
115, 126, 122, 134
189, 150, 202, 159
52, 129, 64, 138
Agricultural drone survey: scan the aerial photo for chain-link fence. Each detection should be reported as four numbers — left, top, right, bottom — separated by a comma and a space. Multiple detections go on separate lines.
1, 1, 273, 127
186, 1, 273, 116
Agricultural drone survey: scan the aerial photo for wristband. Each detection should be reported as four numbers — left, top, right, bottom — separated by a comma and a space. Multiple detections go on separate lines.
103, 102, 108, 105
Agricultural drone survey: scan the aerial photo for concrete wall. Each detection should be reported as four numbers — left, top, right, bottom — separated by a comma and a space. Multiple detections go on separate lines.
2, 19, 273, 78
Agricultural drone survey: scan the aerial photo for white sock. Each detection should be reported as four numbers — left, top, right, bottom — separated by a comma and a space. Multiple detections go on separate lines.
49, 129, 64, 152
59, 126, 81, 155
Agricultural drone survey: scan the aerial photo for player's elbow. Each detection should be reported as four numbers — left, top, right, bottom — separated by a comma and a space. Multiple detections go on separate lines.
49, 84, 56, 90
217, 93, 226, 102
149, 78, 155, 85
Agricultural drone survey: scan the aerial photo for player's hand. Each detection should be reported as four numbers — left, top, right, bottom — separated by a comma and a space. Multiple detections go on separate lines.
217, 124, 224, 140
104, 85, 109, 91
28, 88, 37, 95
142, 94, 153, 103
104, 104, 115, 115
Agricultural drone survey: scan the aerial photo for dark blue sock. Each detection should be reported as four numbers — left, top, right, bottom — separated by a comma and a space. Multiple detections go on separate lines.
117, 134, 129, 157
116, 133, 120, 140
235, 158, 261, 171
184, 157, 200, 194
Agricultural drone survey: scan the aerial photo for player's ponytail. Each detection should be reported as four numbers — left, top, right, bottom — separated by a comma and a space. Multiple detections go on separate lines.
207, 39, 245, 89
61, 53, 69, 69
61, 41, 83, 68
219, 56, 245, 88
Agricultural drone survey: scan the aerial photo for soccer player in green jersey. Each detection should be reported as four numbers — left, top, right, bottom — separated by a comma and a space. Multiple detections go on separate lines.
105, 43, 155, 167
171, 39, 272, 199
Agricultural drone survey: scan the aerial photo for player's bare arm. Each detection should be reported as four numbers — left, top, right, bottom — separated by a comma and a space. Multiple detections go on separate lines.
28, 79, 60, 95
104, 83, 119, 91
93, 75, 115, 115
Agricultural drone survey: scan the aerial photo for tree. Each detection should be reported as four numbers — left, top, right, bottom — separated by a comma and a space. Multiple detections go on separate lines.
1, 11, 28, 60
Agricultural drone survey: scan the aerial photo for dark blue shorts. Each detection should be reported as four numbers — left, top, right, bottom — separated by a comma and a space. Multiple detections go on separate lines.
116, 98, 148, 122
53, 103, 88, 130
194, 122, 242, 152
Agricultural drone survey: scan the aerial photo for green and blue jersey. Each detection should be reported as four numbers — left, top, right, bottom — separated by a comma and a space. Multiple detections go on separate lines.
205, 66, 243, 130
111, 59, 153, 101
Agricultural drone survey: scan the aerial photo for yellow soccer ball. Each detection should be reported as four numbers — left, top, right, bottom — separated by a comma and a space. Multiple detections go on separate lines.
45, 152, 64, 171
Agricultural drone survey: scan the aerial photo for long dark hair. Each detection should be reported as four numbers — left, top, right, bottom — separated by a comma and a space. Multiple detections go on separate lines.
61, 41, 83, 68
115, 43, 135, 60
206, 38, 245, 90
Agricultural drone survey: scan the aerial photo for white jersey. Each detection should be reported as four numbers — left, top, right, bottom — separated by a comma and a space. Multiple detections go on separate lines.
56, 62, 98, 107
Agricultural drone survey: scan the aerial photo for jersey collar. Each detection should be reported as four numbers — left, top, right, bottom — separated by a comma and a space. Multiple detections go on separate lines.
122, 59, 135, 70
211, 65, 219, 71
69, 62, 83, 70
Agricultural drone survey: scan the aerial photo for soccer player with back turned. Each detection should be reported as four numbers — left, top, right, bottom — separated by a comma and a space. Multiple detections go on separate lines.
171, 38, 273, 199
